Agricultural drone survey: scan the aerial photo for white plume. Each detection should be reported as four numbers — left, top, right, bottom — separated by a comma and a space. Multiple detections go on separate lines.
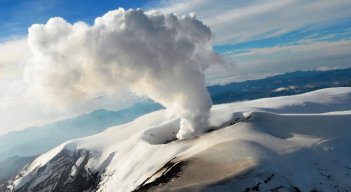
25, 8, 222, 139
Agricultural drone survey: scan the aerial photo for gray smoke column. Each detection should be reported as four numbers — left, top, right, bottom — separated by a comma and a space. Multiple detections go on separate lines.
25, 8, 222, 139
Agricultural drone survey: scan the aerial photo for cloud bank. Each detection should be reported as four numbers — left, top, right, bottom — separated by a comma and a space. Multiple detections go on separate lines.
25, 8, 222, 139
0, 39, 29, 78
155, 0, 351, 44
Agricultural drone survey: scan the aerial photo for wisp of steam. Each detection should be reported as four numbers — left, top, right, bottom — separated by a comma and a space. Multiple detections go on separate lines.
25, 8, 222, 139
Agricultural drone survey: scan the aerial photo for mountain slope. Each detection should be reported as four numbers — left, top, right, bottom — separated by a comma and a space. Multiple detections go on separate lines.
5, 87, 351, 192
0, 101, 161, 162
0, 156, 36, 188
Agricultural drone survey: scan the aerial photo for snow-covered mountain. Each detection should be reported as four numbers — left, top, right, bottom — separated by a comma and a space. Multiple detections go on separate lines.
0, 101, 161, 163
1, 67, 350, 184
4, 87, 351, 192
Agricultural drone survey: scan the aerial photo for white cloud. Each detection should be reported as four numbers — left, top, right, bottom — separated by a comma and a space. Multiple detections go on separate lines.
25, 8, 222, 139
0, 8, 223, 137
273, 86, 297, 93
218, 39, 351, 83
0, 39, 29, 78
153, 0, 351, 44
153, 0, 351, 84
0, 74, 141, 136
232, 40, 351, 57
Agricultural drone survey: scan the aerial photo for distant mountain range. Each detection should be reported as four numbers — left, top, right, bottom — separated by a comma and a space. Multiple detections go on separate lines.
0, 67, 350, 185
0, 156, 36, 185
0, 101, 162, 187
0, 102, 162, 161
209, 68, 351, 104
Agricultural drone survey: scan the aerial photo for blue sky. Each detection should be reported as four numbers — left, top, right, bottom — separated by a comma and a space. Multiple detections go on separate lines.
1, 0, 351, 57
214, 17, 351, 54
0, 0, 158, 41
1, 0, 351, 135
2, 1, 350, 48
151, 0, 351, 83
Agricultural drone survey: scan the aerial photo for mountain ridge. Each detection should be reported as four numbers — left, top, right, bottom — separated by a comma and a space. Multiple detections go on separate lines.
5, 87, 351, 192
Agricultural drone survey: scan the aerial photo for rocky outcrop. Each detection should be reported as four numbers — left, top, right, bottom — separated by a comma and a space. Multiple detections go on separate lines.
6, 149, 100, 192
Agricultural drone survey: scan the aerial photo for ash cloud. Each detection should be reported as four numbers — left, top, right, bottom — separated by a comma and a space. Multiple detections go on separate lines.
25, 8, 222, 139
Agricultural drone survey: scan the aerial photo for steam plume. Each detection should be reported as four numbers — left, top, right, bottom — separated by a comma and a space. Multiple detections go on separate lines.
25, 8, 222, 139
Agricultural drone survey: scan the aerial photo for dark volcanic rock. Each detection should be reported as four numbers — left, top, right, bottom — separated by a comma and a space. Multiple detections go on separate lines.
7, 149, 100, 192
133, 158, 186, 192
